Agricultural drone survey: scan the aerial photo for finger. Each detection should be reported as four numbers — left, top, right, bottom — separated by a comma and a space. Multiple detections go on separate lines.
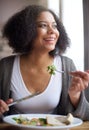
73, 76, 89, 88
86, 70, 89, 74
0, 100, 9, 112
70, 77, 85, 91
70, 71, 89, 80
0, 107, 6, 114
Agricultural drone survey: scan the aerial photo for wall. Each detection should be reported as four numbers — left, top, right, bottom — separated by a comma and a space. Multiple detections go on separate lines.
0, 0, 47, 28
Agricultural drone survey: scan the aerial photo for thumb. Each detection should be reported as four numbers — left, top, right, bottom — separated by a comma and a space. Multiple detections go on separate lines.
6, 98, 13, 105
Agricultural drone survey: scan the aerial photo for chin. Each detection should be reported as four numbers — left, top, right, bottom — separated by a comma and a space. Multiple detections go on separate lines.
49, 46, 55, 51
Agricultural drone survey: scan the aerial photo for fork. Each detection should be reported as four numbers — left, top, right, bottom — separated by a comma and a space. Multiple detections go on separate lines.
55, 70, 64, 73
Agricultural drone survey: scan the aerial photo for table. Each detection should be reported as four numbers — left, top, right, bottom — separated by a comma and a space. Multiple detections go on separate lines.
0, 122, 89, 130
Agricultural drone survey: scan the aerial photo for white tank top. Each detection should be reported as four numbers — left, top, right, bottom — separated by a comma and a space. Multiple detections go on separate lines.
10, 55, 62, 114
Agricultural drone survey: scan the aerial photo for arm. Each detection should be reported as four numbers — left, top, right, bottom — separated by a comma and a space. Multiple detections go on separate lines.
68, 70, 89, 107
68, 70, 89, 120
60, 56, 89, 120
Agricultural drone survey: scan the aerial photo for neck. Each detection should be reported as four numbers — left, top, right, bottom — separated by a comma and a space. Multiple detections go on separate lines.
21, 53, 54, 70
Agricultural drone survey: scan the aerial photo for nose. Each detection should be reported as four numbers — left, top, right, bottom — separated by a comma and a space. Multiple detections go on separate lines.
47, 26, 54, 34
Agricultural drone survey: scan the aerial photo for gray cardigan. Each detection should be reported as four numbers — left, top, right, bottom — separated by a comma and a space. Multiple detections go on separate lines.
0, 55, 89, 121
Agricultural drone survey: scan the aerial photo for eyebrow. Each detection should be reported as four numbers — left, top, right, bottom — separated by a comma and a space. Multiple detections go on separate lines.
36, 21, 57, 24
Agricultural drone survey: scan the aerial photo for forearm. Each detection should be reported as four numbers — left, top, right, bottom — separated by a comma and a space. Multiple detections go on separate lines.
67, 91, 89, 121
68, 91, 81, 108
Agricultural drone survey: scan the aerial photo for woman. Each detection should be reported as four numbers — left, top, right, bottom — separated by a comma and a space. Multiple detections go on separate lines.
0, 5, 89, 121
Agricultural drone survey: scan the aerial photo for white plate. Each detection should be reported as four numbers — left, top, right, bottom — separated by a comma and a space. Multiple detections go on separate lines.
3, 114, 83, 130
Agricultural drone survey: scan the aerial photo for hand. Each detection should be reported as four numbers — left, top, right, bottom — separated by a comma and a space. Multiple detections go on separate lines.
0, 99, 13, 115
68, 70, 89, 107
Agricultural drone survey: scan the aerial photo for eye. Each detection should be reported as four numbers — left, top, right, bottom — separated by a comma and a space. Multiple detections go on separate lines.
37, 23, 47, 28
52, 24, 58, 29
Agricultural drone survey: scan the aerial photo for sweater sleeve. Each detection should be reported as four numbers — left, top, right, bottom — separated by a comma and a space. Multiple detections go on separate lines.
0, 55, 15, 100
58, 56, 89, 121
72, 91, 89, 121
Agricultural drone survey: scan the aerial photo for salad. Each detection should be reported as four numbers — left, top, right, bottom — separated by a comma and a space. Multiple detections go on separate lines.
12, 113, 74, 126
47, 65, 57, 75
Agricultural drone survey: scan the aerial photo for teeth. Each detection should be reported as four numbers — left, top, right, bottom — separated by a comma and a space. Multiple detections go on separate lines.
45, 38, 54, 40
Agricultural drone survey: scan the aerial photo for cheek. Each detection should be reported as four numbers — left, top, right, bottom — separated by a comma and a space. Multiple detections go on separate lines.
37, 29, 46, 35
57, 30, 60, 36
56, 31, 60, 40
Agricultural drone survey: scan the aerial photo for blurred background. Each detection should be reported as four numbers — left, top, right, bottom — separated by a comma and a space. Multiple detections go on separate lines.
0, 0, 88, 71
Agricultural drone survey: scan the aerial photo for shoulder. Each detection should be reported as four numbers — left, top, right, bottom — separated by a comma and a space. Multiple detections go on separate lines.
0, 55, 16, 70
61, 55, 73, 62
60, 55, 76, 71
0, 55, 16, 63
60, 55, 75, 66
54, 55, 74, 64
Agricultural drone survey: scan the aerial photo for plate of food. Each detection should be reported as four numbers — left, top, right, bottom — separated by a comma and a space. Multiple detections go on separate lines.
3, 113, 83, 130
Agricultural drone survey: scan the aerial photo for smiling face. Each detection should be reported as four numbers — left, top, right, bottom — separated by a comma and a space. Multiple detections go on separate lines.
33, 11, 59, 53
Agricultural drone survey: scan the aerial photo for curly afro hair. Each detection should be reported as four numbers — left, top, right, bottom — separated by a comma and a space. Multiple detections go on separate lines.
3, 5, 70, 56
